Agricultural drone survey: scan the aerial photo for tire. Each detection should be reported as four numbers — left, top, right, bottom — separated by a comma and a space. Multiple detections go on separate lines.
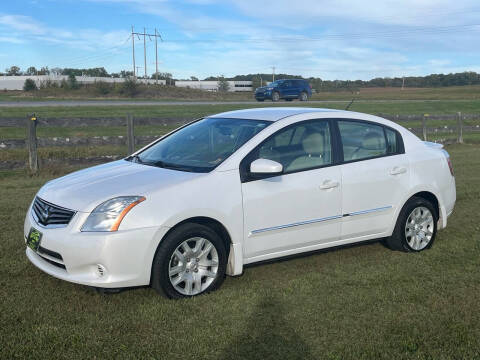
272, 92, 280, 102
385, 197, 438, 252
151, 223, 227, 299
299, 92, 308, 101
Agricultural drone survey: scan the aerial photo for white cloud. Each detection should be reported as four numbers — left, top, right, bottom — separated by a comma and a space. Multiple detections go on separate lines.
0, 36, 24, 44
2, 1, 480, 79
230, 0, 480, 27
0, 14, 47, 35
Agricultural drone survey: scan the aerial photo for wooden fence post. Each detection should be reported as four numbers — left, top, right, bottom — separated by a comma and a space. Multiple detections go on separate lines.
422, 114, 428, 141
27, 114, 38, 173
127, 114, 135, 155
457, 112, 463, 144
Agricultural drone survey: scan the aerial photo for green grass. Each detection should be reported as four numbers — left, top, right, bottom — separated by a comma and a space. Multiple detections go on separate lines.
0, 145, 129, 162
2, 100, 480, 120
0, 124, 179, 140
2, 85, 480, 102
0, 144, 479, 359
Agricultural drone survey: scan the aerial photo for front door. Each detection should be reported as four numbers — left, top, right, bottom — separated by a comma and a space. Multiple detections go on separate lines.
241, 119, 342, 262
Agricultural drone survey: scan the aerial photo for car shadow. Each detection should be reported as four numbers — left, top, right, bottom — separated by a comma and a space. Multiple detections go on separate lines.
217, 294, 314, 360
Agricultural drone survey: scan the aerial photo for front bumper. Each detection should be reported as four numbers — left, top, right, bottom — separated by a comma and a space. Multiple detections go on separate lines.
24, 205, 169, 288
255, 92, 272, 100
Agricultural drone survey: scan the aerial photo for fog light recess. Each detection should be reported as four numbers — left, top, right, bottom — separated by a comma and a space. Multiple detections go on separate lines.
96, 264, 106, 278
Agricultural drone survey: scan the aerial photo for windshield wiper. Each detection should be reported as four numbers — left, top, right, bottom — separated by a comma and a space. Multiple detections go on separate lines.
153, 160, 189, 171
126, 154, 142, 163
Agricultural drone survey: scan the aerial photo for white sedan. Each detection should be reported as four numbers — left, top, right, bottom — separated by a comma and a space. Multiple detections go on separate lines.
24, 108, 456, 298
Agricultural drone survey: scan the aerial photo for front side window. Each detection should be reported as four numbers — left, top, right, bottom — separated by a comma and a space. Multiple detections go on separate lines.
251, 120, 332, 174
134, 117, 270, 172
338, 121, 387, 162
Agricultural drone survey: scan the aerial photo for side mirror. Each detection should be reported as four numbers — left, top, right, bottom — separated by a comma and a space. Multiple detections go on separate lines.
250, 159, 283, 176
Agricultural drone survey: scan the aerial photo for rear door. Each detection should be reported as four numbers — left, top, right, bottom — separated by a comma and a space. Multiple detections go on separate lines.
337, 120, 410, 240
281, 80, 295, 98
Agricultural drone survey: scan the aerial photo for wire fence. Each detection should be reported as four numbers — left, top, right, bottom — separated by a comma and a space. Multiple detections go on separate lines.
0, 113, 479, 171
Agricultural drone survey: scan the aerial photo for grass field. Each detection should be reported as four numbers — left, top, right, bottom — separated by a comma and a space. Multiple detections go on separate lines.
0, 143, 479, 359
3, 100, 480, 119
2, 84, 480, 102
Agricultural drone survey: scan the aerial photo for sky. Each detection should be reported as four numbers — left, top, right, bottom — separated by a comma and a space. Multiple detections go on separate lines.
0, 0, 479, 80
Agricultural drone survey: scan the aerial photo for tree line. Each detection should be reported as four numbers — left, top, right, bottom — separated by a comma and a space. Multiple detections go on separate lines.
4, 65, 480, 90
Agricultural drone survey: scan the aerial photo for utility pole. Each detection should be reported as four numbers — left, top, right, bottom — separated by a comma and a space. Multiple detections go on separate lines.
143, 27, 147, 79
131, 27, 162, 82
271, 66, 275, 82
155, 28, 159, 84
131, 26, 136, 78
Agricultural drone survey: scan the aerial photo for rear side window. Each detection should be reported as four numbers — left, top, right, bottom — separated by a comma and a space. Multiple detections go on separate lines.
385, 128, 398, 154
338, 121, 387, 161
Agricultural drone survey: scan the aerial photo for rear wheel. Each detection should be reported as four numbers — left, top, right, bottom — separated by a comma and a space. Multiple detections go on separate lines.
151, 223, 227, 298
385, 197, 437, 252
272, 92, 280, 102
299, 92, 308, 101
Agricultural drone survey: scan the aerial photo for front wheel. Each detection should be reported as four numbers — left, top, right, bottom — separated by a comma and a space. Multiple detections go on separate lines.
385, 197, 437, 252
272, 92, 280, 102
151, 223, 227, 298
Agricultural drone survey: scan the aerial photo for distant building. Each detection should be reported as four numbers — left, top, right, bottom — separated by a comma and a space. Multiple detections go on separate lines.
0, 75, 166, 90
175, 80, 252, 92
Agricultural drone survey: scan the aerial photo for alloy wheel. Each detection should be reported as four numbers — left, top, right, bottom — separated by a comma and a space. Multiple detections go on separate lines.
168, 237, 219, 296
404, 206, 434, 250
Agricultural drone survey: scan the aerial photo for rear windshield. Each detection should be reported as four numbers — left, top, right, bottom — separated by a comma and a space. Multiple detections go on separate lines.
131, 117, 270, 173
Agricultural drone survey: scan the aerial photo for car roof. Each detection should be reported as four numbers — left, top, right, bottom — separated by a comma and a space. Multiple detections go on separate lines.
209, 107, 343, 122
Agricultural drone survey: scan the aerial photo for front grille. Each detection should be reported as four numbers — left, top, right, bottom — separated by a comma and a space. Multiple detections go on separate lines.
32, 197, 75, 227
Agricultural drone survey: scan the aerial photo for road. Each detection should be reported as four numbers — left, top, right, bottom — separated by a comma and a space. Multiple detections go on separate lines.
0, 99, 448, 107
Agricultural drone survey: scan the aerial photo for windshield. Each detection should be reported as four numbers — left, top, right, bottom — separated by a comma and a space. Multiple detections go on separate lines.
130, 117, 270, 173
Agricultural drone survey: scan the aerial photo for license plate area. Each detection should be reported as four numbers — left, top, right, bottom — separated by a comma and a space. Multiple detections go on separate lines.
27, 227, 42, 252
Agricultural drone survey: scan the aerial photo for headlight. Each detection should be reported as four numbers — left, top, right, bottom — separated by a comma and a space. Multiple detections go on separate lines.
81, 196, 146, 232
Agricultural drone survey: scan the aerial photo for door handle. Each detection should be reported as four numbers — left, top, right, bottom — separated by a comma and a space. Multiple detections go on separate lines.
319, 180, 339, 190
390, 166, 407, 175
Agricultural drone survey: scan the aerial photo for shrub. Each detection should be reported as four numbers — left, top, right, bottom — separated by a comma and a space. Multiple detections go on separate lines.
120, 77, 139, 97
39, 79, 58, 89
68, 74, 79, 89
94, 81, 112, 95
23, 78, 37, 91
217, 76, 230, 92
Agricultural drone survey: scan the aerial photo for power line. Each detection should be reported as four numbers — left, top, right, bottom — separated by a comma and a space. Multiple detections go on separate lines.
159, 23, 480, 44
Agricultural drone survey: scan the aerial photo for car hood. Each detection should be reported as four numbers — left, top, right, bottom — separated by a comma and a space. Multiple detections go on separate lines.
37, 160, 204, 212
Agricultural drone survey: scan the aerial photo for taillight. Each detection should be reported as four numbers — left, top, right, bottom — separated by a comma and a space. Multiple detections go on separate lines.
441, 149, 454, 176
447, 157, 454, 176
